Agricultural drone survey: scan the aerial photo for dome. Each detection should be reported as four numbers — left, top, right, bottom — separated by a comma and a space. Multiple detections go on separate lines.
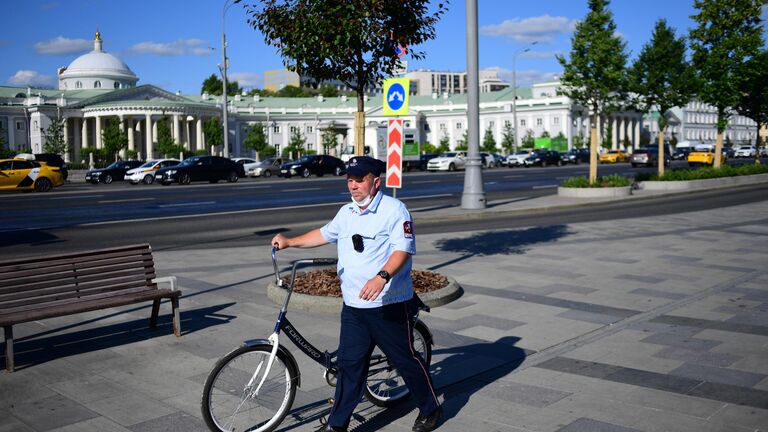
58, 32, 138, 90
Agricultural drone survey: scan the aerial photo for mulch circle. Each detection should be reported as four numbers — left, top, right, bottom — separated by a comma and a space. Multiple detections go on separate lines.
283, 269, 449, 297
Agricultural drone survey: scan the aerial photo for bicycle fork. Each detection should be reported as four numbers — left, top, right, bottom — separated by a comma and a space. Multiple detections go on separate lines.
245, 332, 281, 398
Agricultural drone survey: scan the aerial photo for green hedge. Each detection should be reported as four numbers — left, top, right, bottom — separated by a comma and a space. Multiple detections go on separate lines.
561, 174, 632, 188
635, 163, 768, 182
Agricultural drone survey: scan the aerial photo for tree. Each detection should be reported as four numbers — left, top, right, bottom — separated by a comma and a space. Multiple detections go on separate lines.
437, 133, 450, 153
736, 49, 768, 162
43, 117, 68, 154
283, 128, 306, 157
246, 88, 276, 97
556, 0, 628, 184
201, 73, 242, 96
0, 125, 8, 158
276, 85, 310, 97
204, 117, 224, 152
319, 84, 340, 98
630, 19, 696, 176
321, 124, 338, 154
243, 123, 269, 156
101, 117, 128, 160
455, 130, 469, 150
689, 0, 764, 168
155, 117, 183, 157
244, 0, 447, 156
521, 129, 535, 148
481, 127, 497, 152
500, 123, 515, 154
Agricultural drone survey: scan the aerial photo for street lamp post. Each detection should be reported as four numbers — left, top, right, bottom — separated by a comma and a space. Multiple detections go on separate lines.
512, 41, 537, 153
219, 0, 236, 158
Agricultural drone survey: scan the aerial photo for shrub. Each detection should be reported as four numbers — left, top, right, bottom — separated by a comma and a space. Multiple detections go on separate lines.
561, 174, 632, 188
636, 163, 768, 181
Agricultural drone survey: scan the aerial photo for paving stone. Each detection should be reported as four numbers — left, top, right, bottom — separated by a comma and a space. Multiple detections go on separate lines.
628, 288, 686, 300
48, 417, 132, 432
556, 309, 622, 325
639, 332, 722, 351
9, 394, 99, 431
84, 392, 177, 427
670, 363, 767, 388
650, 315, 768, 336
616, 274, 666, 284
652, 346, 740, 368
540, 283, 598, 295
128, 411, 206, 432
474, 381, 571, 408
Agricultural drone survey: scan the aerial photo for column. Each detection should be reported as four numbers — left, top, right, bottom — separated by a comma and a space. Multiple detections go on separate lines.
73, 118, 81, 162
196, 117, 203, 152
184, 116, 191, 150
127, 118, 135, 152
61, 118, 70, 162
152, 120, 158, 145
634, 117, 641, 149
173, 114, 180, 144
81, 117, 89, 149
145, 114, 154, 159
611, 116, 618, 150
95, 116, 102, 149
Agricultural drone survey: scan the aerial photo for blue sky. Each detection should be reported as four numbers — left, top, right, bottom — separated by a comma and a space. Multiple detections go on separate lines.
2, 0, 766, 94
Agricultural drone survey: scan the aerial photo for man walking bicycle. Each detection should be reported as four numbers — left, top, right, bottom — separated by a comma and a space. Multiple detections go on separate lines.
271, 156, 443, 432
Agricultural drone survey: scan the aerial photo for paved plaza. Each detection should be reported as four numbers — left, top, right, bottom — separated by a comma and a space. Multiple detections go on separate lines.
2, 191, 768, 432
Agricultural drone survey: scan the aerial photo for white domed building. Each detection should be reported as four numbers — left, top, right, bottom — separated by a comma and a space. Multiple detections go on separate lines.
58, 32, 138, 91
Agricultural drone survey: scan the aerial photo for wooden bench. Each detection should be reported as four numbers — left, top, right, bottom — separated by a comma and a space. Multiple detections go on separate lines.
0, 243, 181, 372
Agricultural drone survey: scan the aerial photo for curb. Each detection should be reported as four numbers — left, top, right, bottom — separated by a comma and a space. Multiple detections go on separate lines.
557, 185, 632, 198
638, 172, 768, 191
266, 273, 463, 314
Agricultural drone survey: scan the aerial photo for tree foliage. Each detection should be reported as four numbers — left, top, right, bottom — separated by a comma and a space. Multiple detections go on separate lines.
556, 0, 627, 183
243, 122, 269, 154
481, 127, 497, 152
243, 0, 448, 155
101, 117, 128, 160
283, 128, 306, 156
201, 73, 242, 96
437, 133, 450, 153
204, 117, 224, 149
276, 85, 311, 97
321, 124, 338, 154
156, 117, 184, 157
500, 123, 514, 153
43, 117, 68, 154
736, 49, 768, 147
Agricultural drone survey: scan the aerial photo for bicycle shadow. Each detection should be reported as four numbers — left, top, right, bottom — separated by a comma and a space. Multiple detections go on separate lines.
4, 303, 236, 371
428, 225, 570, 271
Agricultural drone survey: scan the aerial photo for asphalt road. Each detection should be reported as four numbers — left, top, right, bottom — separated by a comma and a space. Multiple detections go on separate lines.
1, 161, 766, 259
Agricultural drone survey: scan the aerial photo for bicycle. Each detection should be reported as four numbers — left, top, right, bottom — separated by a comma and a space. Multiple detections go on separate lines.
201, 247, 435, 432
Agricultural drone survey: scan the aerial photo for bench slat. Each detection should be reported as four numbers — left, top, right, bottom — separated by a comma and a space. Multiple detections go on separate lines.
0, 254, 155, 286
0, 266, 156, 297
0, 244, 152, 270
1, 284, 161, 316
0, 278, 160, 311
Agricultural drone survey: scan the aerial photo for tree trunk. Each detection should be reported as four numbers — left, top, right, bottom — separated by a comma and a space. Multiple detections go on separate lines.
714, 131, 723, 169
658, 130, 666, 177
589, 114, 598, 184
354, 91, 365, 156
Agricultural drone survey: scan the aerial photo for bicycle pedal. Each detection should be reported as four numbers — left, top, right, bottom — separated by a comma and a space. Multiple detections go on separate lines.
328, 398, 335, 405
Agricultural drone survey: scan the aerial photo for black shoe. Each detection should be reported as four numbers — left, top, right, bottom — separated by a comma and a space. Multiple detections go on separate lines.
316, 424, 347, 432
412, 406, 443, 432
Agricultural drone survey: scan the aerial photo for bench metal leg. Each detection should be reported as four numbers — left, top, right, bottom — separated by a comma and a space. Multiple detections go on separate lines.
150, 298, 161, 328
171, 296, 181, 337
4, 325, 13, 373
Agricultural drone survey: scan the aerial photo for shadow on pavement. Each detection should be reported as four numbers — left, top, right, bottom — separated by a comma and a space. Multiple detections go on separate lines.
429, 225, 571, 270
5, 303, 236, 371
0, 229, 63, 248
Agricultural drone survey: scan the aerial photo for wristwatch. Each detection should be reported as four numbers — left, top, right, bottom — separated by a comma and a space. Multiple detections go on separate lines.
377, 270, 391, 283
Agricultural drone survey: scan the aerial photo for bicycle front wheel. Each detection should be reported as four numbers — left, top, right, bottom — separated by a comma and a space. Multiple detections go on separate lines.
202, 344, 298, 432
364, 319, 433, 407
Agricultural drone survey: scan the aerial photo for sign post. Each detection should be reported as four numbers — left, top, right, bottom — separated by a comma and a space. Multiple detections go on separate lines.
383, 78, 410, 198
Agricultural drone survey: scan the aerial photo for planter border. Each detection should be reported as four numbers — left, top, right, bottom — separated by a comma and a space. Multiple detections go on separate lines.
558, 185, 631, 198
266, 272, 463, 314
638, 172, 768, 191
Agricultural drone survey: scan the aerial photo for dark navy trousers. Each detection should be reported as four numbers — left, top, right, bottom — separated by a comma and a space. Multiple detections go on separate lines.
327, 298, 440, 429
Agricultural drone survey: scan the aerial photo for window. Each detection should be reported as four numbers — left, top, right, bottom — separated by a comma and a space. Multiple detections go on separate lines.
16, 121, 24, 130
306, 126, 313, 133
520, 119, 526, 127
273, 125, 280, 133
536, 118, 543, 126
489, 121, 494, 128
114, 82, 120, 89
94, 80, 102, 88
456, 122, 462, 129
33, 121, 38, 131
439, 123, 446, 130
553, 117, 560, 125
76, 81, 82, 89
290, 126, 299, 133
504, 120, 511, 127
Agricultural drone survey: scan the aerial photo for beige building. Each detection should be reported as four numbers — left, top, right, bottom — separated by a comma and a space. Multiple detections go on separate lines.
263, 69, 300, 92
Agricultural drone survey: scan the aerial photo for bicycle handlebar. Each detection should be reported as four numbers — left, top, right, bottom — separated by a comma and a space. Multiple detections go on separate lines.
271, 245, 338, 290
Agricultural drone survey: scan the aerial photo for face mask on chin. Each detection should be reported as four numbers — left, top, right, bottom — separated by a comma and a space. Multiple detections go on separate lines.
352, 179, 377, 208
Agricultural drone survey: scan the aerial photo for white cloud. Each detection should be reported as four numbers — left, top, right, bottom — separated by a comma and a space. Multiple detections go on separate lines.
229, 72, 262, 88
126, 39, 213, 56
480, 15, 577, 44
491, 67, 560, 86
8, 70, 55, 87
34, 36, 91, 55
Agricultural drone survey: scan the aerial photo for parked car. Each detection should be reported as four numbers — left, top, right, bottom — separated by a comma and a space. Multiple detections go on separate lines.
734, 145, 757, 158
507, 149, 533, 167
426, 151, 467, 171
687, 146, 726, 167
672, 147, 693, 160
125, 159, 180, 184
85, 160, 144, 184
246, 157, 291, 178
493, 153, 507, 167
560, 148, 589, 165
721, 146, 736, 159
232, 157, 261, 173
280, 155, 346, 178
15, 153, 68, 181
630, 147, 670, 168
479, 152, 502, 168
0, 158, 65, 192
155, 155, 245, 185
524, 150, 562, 167
599, 150, 629, 164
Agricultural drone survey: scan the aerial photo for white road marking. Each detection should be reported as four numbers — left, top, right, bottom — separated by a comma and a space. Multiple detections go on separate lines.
532, 185, 558, 189
283, 187, 322, 192
49, 195, 105, 200
158, 201, 216, 208
98, 198, 156, 204
413, 180, 441, 184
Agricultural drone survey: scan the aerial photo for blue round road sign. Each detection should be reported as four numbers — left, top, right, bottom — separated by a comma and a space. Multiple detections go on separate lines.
386, 83, 405, 111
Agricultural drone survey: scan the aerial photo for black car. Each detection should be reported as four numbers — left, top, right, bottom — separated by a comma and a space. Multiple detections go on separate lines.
85, 160, 144, 184
630, 147, 671, 168
560, 148, 590, 165
523, 150, 562, 167
154, 155, 245, 185
280, 155, 346, 178
721, 146, 736, 158
672, 147, 693, 160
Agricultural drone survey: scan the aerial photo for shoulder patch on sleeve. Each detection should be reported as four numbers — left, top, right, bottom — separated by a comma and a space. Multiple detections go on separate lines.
403, 221, 414, 238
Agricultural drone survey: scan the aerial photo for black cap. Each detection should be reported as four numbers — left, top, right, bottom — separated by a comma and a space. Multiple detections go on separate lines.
346, 156, 385, 177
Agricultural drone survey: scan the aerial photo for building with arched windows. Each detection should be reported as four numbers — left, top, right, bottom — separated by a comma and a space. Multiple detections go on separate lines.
58, 32, 139, 91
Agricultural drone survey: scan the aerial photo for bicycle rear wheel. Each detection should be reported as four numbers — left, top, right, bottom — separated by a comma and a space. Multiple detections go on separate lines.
202, 344, 297, 432
364, 319, 432, 407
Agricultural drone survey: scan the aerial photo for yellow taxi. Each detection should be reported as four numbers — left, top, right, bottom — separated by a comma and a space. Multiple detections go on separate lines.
0, 158, 65, 192
599, 150, 629, 164
687, 146, 726, 167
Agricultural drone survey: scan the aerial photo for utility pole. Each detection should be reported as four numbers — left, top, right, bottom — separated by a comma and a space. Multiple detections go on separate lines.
220, 0, 236, 158
461, 0, 485, 210
512, 41, 537, 153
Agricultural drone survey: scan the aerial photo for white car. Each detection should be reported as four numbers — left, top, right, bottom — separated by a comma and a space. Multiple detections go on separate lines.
125, 159, 180, 184
506, 149, 533, 167
232, 157, 260, 173
246, 157, 291, 178
734, 146, 756, 158
426, 151, 467, 171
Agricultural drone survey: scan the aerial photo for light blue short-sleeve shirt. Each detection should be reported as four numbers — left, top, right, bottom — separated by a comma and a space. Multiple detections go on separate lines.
320, 191, 416, 308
